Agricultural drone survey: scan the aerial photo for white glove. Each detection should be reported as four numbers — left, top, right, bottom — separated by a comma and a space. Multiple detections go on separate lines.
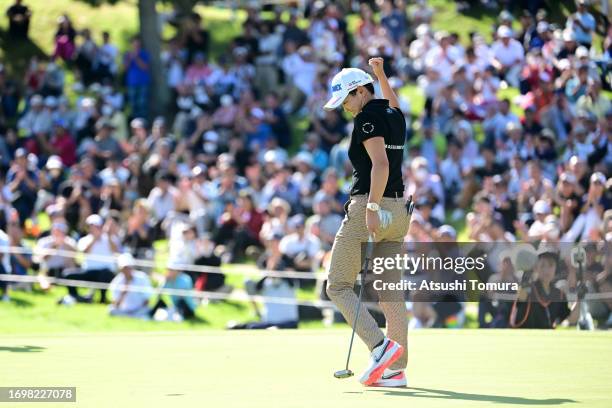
378, 209, 393, 230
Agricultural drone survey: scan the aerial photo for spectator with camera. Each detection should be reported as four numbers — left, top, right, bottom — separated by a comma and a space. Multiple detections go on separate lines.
510, 244, 579, 329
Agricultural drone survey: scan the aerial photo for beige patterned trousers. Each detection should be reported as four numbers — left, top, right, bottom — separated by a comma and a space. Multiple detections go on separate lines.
326, 194, 410, 370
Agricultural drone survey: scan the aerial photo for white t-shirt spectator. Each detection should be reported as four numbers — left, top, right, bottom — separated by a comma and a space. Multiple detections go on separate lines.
99, 43, 119, 73
491, 39, 525, 67
35, 235, 78, 269
99, 165, 130, 185
281, 53, 318, 97
279, 232, 320, 259
147, 186, 177, 222
77, 234, 119, 271
408, 37, 435, 71
260, 278, 298, 324
424, 45, 461, 82
109, 270, 152, 312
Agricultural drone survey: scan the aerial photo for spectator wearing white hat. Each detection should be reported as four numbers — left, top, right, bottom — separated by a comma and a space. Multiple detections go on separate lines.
279, 214, 321, 273
563, 172, 610, 241
17, 94, 52, 137
528, 199, 552, 239
574, 46, 598, 80
36, 155, 65, 211
491, 25, 525, 88
34, 221, 77, 282
424, 31, 460, 83
108, 253, 152, 319
61, 214, 119, 304
7, 148, 38, 226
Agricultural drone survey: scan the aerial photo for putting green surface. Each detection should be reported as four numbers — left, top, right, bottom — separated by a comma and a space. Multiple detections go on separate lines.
1, 329, 611, 408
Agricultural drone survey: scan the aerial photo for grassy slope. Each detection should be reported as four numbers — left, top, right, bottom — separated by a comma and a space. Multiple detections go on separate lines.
1, 329, 611, 408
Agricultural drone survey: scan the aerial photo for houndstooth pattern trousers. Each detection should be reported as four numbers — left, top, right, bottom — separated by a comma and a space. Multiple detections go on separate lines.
326, 194, 411, 370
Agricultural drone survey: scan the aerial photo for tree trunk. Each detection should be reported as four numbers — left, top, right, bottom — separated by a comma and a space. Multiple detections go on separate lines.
138, 0, 168, 119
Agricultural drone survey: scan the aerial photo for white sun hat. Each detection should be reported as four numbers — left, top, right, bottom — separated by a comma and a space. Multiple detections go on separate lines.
323, 68, 374, 111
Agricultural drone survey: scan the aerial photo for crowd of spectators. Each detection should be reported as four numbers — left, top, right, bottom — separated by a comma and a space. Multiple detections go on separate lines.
0, 0, 611, 328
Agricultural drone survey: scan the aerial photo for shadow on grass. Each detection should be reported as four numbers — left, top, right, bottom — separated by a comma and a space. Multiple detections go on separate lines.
3, 296, 34, 308
0, 345, 45, 353
0, 30, 47, 77
363, 387, 577, 406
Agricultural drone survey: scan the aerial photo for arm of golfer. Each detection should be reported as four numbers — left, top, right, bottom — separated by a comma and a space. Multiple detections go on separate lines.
370, 59, 399, 109
364, 137, 389, 234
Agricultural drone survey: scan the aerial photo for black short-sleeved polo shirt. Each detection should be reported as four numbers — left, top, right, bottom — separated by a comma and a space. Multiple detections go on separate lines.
348, 98, 406, 196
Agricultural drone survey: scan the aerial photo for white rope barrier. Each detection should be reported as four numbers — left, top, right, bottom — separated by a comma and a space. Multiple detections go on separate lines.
0, 274, 337, 308
4, 245, 328, 280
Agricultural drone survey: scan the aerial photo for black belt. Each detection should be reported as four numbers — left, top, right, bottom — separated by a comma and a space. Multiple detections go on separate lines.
384, 191, 404, 198
345, 194, 415, 216
350, 191, 404, 198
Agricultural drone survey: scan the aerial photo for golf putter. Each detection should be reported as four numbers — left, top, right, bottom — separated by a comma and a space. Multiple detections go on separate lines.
334, 234, 375, 379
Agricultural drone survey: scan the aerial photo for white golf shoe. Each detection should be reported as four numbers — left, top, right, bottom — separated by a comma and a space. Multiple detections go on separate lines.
359, 337, 403, 385
369, 368, 407, 387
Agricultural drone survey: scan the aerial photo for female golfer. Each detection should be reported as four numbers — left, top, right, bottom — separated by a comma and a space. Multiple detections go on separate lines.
324, 58, 410, 387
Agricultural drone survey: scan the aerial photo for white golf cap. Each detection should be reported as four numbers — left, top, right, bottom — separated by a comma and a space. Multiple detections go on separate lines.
536, 21, 549, 33
575, 46, 589, 58
46, 155, 63, 170
497, 25, 513, 38
533, 200, 551, 215
117, 253, 135, 270
85, 214, 104, 227
323, 68, 374, 111
438, 225, 457, 239
590, 172, 606, 185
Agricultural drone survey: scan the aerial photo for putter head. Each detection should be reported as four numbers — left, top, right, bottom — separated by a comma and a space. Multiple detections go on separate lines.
334, 369, 354, 379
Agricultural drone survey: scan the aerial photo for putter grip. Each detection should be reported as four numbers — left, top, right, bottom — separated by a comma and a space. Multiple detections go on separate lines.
365, 235, 375, 260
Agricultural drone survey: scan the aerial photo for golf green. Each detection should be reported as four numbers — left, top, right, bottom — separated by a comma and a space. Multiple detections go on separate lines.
1, 329, 611, 408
